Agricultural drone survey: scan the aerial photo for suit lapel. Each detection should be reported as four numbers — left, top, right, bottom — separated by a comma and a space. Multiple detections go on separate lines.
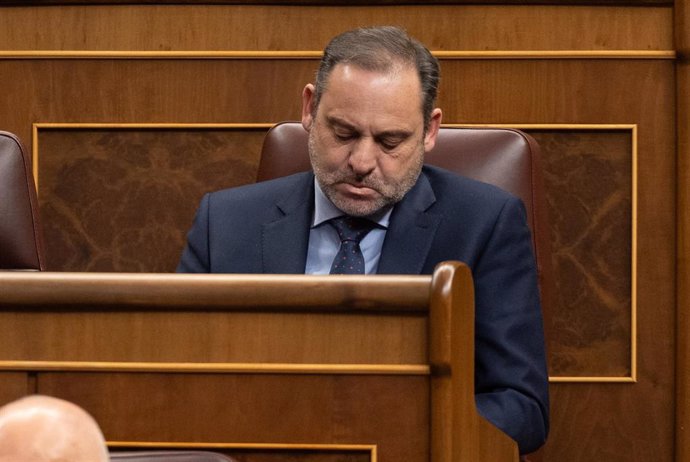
377, 171, 441, 275
262, 174, 314, 274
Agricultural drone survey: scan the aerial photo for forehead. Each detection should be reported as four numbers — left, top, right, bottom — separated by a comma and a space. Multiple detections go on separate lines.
324, 61, 422, 96
319, 63, 425, 127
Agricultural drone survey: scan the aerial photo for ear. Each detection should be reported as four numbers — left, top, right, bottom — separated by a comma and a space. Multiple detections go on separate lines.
423, 108, 443, 153
301, 84, 316, 131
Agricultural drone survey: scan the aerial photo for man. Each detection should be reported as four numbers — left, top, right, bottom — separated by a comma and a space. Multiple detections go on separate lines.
178, 26, 549, 454
0, 395, 110, 462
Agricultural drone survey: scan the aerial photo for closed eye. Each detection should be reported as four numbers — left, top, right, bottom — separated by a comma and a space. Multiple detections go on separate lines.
335, 131, 356, 142
333, 128, 359, 143
377, 136, 405, 151
326, 117, 359, 143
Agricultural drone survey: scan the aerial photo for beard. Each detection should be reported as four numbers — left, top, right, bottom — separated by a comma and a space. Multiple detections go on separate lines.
308, 130, 424, 217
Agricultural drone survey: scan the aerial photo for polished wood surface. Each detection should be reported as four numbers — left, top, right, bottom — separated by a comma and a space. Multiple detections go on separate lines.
41, 373, 430, 461
0, 262, 518, 461
0, 275, 429, 366
0, 5, 671, 52
0, 272, 429, 310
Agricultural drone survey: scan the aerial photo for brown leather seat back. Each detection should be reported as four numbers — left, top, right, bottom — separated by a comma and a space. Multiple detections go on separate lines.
258, 122, 553, 308
0, 131, 45, 270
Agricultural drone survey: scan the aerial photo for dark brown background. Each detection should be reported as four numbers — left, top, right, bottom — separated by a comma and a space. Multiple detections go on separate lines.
0, 2, 684, 461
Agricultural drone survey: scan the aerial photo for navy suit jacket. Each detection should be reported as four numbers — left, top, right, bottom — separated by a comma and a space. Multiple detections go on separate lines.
178, 165, 549, 454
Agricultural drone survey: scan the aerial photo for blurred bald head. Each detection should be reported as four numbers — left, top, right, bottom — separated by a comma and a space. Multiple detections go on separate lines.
0, 395, 109, 462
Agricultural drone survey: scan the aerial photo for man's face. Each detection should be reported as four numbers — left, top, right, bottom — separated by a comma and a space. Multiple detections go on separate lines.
301, 63, 441, 217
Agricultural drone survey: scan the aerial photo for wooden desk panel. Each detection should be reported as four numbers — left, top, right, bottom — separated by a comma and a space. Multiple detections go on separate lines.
40, 372, 429, 461
0, 265, 518, 461
0, 310, 427, 365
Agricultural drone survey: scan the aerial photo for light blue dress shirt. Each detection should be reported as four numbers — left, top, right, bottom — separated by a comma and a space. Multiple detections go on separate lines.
305, 179, 392, 275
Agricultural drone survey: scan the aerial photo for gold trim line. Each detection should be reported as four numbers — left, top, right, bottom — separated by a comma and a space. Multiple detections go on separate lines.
0, 360, 636, 383
0, 50, 677, 60
0, 360, 430, 375
443, 123, 637, 130
631, 125, 638, 383
108, 441, 376, 451
549, 376, 636, 383
33, 122, 275, 129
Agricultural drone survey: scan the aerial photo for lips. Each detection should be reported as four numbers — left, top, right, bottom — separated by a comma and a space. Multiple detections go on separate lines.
338, 182, 379, 199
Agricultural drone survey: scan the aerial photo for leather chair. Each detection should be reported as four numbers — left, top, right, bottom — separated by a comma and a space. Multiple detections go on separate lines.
0, 131, 45, 270
258, 122, 552, 462
110, 450, 236, 462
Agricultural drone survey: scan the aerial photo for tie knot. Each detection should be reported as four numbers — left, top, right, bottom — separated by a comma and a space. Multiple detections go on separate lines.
329, 216, 376, 244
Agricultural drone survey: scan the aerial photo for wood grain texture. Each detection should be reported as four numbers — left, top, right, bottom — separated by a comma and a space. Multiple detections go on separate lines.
38, 372, 428, 462
527, 129, 633, 378
0, 5, 672, 51
0, 373, 30, 406
36, 128, 263, 272
0, 59, 312, 146
0, 272, 430, 310
548, 383, 671, 460
676, 1, 690, 461
0, 273, 429, 365
0, 310, 427, 365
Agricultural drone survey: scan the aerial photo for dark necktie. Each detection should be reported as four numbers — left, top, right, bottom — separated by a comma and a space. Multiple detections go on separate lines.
329, 216, 376, 274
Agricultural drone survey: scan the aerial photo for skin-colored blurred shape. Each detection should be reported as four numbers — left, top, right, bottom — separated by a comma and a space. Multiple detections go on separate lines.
0, 395, 109, 462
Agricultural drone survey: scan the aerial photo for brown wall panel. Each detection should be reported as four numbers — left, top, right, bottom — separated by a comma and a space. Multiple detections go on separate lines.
0, 310, 427, 364
548, 382, 670, 460
440, 60, 675, 124
677, 0, 690, 461
37, 373, 429, 462
0, 59, 311, 145
0, 373, 30, 406
37, 127, 264, 272
0, 5, 672, 52
528, 129, 633, 378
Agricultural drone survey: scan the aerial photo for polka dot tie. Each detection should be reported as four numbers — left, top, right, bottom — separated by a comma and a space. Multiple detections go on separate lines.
328, 216, 376, 274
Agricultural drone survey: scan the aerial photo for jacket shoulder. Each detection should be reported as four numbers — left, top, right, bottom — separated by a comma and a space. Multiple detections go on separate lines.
205, 171, 313, 212
422, 164, 518, 206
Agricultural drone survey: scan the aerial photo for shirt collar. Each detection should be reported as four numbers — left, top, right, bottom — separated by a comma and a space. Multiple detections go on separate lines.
312, 178, 392, 229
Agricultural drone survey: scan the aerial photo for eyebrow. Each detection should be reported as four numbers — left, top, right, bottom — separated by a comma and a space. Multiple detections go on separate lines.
326, 116, 357, 132
376, 129, 412, 140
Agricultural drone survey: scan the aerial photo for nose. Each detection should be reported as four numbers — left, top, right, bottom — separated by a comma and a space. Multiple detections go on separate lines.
348, 137, 377, 177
